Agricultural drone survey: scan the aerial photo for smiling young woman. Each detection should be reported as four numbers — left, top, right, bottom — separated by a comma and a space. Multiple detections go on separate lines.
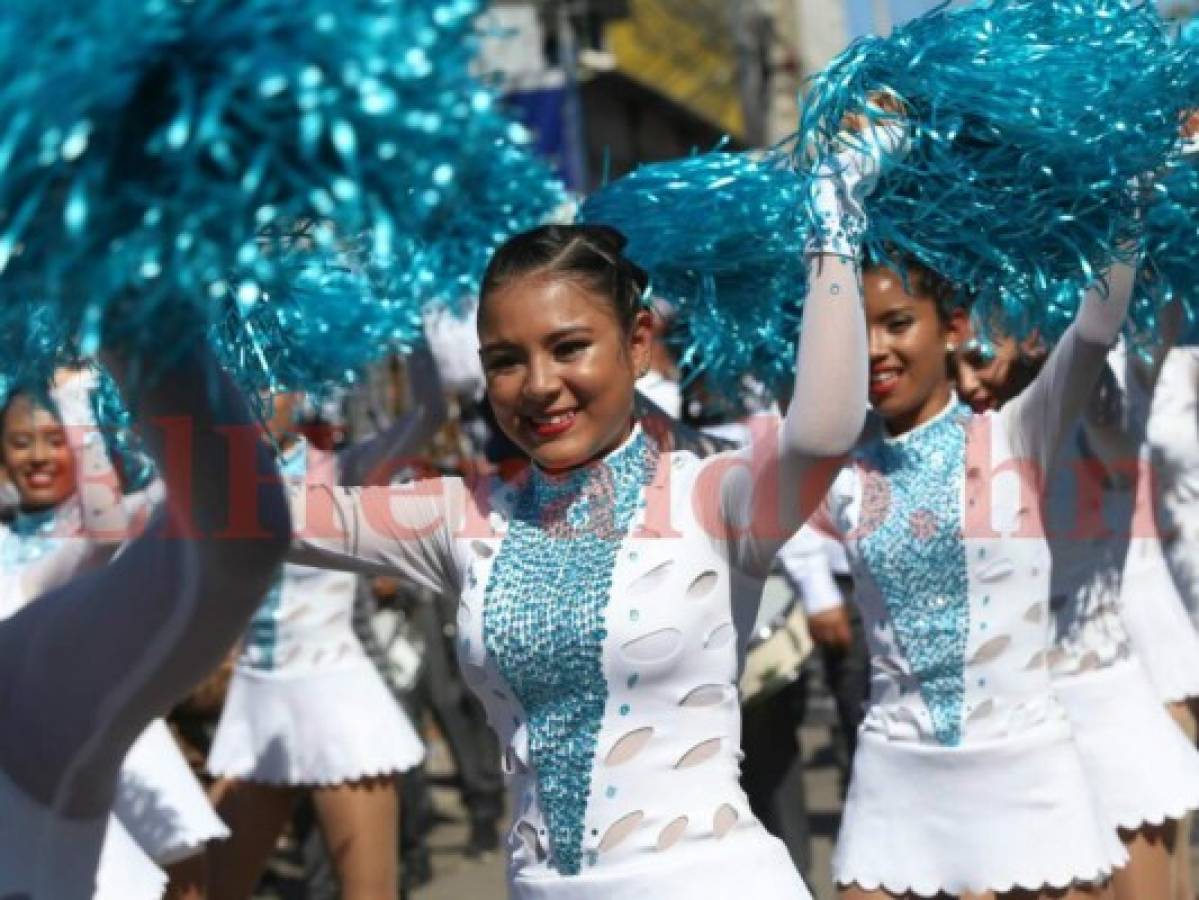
476, 227, 655, 474
0, 349, 290, 900
815, 257, 1138, 900
1, 392, 80, 512
282, 123, 891, 896
951, 303, 1199, 900
0, 379, 237, 900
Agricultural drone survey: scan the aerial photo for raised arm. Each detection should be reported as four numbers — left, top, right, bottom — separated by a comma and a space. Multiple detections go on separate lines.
1003, 261, 1135, 477
0, 347, 290, 815
715, 137, 883, 574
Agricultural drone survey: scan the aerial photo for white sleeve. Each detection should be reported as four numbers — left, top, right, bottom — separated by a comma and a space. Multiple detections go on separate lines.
1003, 263, 1134, 477
712, 253, 868, 576
777, 526, 845, 615
287, 476, 466, 596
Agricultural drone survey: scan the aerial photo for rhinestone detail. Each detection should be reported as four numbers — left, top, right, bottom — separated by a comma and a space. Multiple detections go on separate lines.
859, 403, 971, 746
483, 430, 656, 875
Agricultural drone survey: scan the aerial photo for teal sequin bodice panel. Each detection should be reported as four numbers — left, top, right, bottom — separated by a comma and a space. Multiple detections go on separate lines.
1, 506, 63, 569
859, 405, 971, 746
483, 432, 655, 876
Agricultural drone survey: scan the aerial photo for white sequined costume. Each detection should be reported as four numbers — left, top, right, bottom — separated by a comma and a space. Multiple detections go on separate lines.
287, 252, 873, 899
1037, 340, 1199, 834
208, 439, 424, 784
817, 272, 1138, 896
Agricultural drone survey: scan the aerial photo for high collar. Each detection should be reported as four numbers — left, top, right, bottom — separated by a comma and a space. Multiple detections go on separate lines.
882, 395, 968, 445
12, 503, 63, 538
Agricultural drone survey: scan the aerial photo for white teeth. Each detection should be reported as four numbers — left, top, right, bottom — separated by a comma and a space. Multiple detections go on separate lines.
871, 372, 898, 384
532, 412, 574, 425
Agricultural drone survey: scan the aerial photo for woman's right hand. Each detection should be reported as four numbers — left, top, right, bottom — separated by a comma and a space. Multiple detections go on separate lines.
807, 94, 910, 258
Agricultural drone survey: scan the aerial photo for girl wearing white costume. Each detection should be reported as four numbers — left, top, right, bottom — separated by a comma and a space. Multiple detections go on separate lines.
0, 347, 290, 900
815, 258, 1133, 898
1142, 342, 1199, 900
1124, 341, 1199, 707
208, 355, 443, 900
956, 320, 1199, 900
281, 126, 890, 899
0, 375, 231, 899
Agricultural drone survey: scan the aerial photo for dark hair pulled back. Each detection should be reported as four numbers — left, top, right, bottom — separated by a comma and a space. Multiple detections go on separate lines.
479, 224, 650, 333
863, 247, 966, 324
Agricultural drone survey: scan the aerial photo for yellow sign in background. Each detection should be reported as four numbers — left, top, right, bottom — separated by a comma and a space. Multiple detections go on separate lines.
606, 0, 746, 139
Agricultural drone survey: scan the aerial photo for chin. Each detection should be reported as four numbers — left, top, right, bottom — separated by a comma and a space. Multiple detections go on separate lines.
18, 491, 65, 509
529, 440, 591, 472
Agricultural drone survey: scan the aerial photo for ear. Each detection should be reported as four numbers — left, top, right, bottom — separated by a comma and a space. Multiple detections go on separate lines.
627, 308, 655, 375
944, 307, 971, 350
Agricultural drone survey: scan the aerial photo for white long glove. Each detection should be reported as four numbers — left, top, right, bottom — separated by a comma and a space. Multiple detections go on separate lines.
805, 119, 909, 260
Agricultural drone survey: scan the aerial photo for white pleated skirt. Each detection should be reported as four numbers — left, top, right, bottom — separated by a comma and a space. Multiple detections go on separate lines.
512, 825, 811, 900
208, 661, 424, 785
1121, 537, 1199, 703
1056, 657, 1199, 831
833, 720, 1126, 897
114, 719, 229, 866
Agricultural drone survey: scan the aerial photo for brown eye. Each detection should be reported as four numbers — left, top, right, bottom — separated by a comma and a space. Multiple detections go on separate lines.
554, 340, 588, 359
482, 354, 519, 374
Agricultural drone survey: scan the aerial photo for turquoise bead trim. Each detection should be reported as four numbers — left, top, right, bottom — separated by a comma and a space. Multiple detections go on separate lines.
245, 440, 308, 669
483, 430, 656, 876
2, 505, 64, 568
859, 403, 971, 746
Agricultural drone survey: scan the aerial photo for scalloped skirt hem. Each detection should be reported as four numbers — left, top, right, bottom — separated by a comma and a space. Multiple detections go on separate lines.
1056, 657, 1199, 831
832, 719, 1126, 898
207, 663, 424, 786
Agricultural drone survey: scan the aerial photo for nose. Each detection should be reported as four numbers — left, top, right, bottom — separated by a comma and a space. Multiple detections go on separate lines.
521, 354, 561, 404
955, 362, 981, 400
29, 437, 52, 464
867, 324, 888, 363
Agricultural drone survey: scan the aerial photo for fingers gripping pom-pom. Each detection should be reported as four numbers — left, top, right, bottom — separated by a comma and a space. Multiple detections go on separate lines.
579, 148, 810, 396
797, 0, 1193, 336
0, 0, 563, 391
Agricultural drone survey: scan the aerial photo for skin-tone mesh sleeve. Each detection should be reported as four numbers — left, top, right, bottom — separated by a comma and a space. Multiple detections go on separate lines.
1003, 262, 1134, 478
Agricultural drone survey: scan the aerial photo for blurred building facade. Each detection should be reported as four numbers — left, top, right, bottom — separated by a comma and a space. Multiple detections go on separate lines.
480, 0, 1195, 191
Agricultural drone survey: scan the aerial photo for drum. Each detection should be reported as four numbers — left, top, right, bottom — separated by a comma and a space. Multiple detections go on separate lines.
739, 575, 814, 706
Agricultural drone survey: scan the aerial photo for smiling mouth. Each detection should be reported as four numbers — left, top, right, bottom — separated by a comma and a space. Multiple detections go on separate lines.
524, 410, 578, 439
869, 370, 900, 397
23, 471, 57, 489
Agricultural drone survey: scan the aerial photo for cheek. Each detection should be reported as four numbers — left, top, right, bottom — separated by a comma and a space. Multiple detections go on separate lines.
484, 373, 522, 413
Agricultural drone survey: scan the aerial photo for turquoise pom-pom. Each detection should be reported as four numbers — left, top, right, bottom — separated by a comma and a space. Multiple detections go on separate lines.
798, 0, 1192, 337
0, 0, 563, 391
1132, 158, 1199, 346
579, 147, 810, 394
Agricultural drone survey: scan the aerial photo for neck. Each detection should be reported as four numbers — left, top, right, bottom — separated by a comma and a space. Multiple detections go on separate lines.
886, 383, 954, 437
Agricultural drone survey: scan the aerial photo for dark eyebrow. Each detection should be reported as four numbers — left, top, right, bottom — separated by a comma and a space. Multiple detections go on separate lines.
479, 325, 594, 355
544, 325, 594, 343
